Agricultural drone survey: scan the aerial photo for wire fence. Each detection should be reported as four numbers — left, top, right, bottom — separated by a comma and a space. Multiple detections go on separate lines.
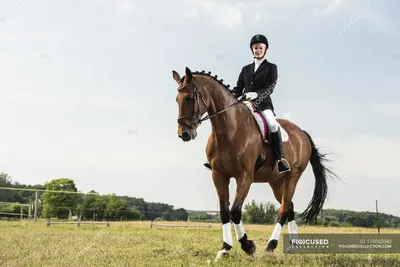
0, 187, 399, 230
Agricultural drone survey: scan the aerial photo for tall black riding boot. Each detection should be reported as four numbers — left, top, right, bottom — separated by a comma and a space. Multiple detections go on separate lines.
270, 128, 291, 174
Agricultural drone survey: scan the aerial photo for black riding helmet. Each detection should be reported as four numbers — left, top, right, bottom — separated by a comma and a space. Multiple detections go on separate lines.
250, 34, 268, 49
250, 34, 269, 58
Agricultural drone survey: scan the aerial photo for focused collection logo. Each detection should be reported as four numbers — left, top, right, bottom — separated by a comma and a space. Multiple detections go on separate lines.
290, 238, 330, 248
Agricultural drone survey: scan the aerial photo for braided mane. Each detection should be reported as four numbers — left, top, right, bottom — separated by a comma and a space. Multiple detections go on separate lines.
192, 70, 232, 91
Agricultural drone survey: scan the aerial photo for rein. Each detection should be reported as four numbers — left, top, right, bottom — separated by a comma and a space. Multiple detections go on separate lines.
177, 80, 247, 129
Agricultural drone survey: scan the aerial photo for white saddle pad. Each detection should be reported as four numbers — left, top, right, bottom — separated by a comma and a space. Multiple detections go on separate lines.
243, 101, 289, 143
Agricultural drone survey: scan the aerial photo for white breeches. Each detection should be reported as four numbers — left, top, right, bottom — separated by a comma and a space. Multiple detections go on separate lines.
263, 109, 279, 133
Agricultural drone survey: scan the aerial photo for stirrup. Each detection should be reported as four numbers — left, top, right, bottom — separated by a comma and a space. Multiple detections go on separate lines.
204, 162, 212, 170
277, 158, 291, 174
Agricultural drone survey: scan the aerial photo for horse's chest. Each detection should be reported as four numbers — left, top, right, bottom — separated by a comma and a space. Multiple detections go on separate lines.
211, 149, 235, 162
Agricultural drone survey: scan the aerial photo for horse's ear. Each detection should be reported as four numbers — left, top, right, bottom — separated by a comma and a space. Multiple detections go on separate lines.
172, 70, 180, 83
185, 67, 192, 82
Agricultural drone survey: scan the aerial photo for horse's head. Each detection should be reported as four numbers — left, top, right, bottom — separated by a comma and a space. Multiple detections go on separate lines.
172, 67, 207, 142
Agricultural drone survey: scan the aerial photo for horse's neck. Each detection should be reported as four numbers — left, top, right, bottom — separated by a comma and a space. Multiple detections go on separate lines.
207, 87, 236, 116
198, 76, 240, 135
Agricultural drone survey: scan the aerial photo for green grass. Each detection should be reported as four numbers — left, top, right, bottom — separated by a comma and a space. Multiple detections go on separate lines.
0, 220, 399, 266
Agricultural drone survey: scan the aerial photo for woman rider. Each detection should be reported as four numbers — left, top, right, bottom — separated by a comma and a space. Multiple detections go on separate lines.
204, 34, 291, 174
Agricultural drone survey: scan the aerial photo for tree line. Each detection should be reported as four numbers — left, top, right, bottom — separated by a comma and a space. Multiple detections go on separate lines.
0, 173, 188, 221
321, 209, 400, 228
1, 172, 400, 228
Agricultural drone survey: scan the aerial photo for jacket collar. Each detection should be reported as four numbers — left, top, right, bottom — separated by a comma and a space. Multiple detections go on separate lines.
249, 58, 268, 77
254, 58, 268, 74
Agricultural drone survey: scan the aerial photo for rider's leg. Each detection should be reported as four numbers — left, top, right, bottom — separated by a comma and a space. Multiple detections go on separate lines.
262, 109, 291, 174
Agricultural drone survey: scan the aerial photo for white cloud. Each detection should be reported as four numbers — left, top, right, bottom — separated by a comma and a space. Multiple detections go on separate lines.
192, 1, 244, 29
201, 1, 215, 12
323, 0, 344, 14
116, 1, 134, 14
217, 3, 243, 29
313, 0, 387, 30
313, 0, 347, 18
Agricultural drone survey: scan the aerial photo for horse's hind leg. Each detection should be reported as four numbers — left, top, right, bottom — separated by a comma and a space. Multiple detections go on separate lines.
267, 171, 301, 253
287, 201, 298, 242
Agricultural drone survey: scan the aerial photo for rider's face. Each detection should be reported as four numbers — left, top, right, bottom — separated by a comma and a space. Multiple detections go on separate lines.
252, 43, 267, 58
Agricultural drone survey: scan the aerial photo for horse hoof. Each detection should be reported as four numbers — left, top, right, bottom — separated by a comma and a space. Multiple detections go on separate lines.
242, 239, 256, 256
215, 249, 229, 262
249, 253, 255, 261
266, 239, 278, 253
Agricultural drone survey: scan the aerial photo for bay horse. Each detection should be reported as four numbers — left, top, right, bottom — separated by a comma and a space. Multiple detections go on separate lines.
173, 67, 336, 261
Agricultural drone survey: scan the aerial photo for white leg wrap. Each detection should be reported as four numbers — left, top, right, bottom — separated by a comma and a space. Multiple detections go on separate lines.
288, 220, 298, 235
288, 220, 298, 244
263, 109, 279, 133
222, 223, 233, 247
233, 221, 245, 241
268, 223, 282, 242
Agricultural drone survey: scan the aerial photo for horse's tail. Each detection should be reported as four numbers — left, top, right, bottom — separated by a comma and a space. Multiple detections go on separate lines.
300, 130, 337, 224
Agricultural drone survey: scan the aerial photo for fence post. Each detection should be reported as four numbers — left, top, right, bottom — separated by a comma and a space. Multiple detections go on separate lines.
34, 191, 38, 222
28, 199, 32, 220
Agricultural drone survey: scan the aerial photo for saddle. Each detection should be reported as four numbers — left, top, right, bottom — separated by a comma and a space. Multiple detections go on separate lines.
242, 100, 289, 171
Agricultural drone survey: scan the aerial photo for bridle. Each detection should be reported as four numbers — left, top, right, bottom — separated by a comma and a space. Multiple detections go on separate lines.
177, 79, 243, 129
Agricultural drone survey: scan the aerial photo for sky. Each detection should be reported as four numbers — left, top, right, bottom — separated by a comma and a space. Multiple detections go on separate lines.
0, 0, 399, 216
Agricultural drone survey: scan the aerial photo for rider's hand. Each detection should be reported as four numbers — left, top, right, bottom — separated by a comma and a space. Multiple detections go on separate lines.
244, 92, 258, 100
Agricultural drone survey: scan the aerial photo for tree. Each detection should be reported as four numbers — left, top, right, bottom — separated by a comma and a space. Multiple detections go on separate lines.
105, 194, 133, 220
41, 178, 79, 219
0, 172, 12, 185
79, 190, 107, 220
120, 196, 146, 214
161, 208, 189, 221
145, 202, 174, 221
392, 218, 400, 228
90, 196, 108, 220
242, 200, 277, 224
125, 207, 142, 220
188, 212, 212, 222
0, 172, 15, 202
173, 208, 189, 221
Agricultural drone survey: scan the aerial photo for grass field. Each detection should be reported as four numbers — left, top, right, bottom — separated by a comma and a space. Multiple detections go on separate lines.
1, 220, 400, 266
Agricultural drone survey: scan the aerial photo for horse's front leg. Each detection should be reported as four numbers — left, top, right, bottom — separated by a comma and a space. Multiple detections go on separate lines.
212, 170, 233, 262
231, 170, 256, 258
